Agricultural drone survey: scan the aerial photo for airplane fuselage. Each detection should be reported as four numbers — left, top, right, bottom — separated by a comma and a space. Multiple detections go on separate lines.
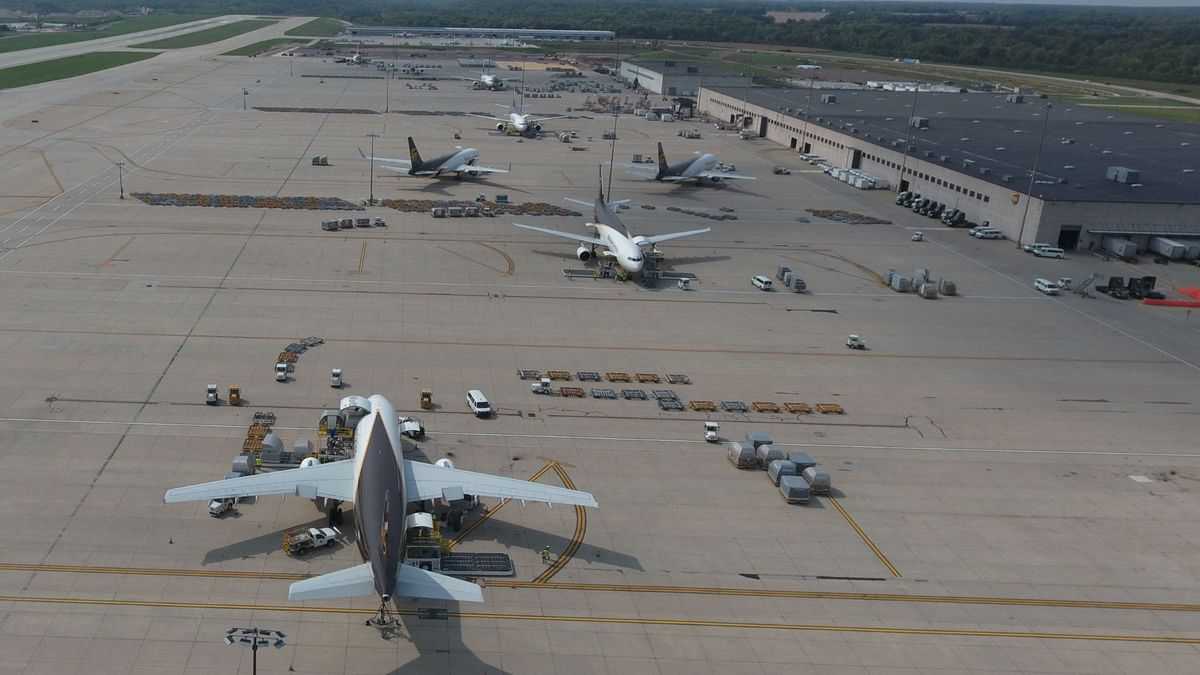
413, 148, 482, 177
591, 223, 645, 274
662, 153, 720, 182
351, 395, 408, 601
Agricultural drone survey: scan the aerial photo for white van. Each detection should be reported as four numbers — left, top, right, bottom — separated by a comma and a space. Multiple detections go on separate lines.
972, 228, 1003, 240
1034, 278, 1061, 295
1034, 246, 1065, 259
466, 389, 492, 417
751, 275, 773, 291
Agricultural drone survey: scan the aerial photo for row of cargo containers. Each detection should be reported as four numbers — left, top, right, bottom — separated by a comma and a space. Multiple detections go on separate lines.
519, 370, 690, 384
132, 193, 363, 210
432, 205, 494, 218
1104, 236, 1200, 261
774, 266, 808, 292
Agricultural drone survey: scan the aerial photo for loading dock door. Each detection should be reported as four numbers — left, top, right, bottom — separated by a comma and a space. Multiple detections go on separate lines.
899, 179, 910, 192
802, 142, 811, 154
758, 117, 768, 137
790, 137, 797, 149
1058, 226, 1081, 251
850, 149, 862, 170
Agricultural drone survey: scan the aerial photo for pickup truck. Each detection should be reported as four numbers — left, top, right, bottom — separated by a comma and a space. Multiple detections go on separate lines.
284, 527, 340, 556
208, 498, 235, 517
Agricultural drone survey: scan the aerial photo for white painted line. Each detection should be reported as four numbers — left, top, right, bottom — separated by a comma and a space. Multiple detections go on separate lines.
1129, 475, 1153, 483
1, 417, 1197, 457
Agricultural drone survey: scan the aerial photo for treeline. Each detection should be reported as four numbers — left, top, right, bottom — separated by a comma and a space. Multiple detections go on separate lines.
9, 0, 1200, 84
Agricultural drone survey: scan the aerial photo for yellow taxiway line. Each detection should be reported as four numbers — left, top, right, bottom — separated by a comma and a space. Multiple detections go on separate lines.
5, 562, 1200, 613
531, 462, 586, 583
828, 495, 902, 577
1, 594, 1197, 644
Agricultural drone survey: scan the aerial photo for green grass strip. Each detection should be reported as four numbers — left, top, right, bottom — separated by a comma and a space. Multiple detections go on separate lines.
0, 14, 203, 54
222, 38, 307, 57
284, 18, 343, 37
0, 51, 157, 90
131, 19, 274, 49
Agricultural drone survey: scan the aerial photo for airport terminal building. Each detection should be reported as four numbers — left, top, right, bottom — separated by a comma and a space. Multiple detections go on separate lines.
348, 26, 614, 41
698, 86, 1200, 250
620, 60, 752, 97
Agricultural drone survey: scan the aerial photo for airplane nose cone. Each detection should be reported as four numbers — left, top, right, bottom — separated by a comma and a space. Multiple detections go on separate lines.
630, 259, 644, 273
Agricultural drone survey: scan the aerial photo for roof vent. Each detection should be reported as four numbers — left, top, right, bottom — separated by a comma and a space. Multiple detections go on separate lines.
891, 140, 902, 147
1184, 169, 1195, 174
910, 116, 929, 129
1123, 131, 1133, 135
979, 167, 992, 176
1106, 166, 1140, 184
961, 159, 975, 169
1063, 165, 1075, 170
995, 146, 1006, 151
1001, 174, 1013, 183
1005, 94, 1024, 103
960, 137, 970, 142
939, 155, 950, 163
923, 150, 935, 158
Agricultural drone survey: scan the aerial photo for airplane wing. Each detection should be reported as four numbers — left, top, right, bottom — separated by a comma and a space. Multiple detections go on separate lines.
288, 561, 483, 603
163, 460, 356, 504
696, 171, 756, 181
403, 459, 598, 507
468, 113, 507, 123
358, 147, 411, 168
637, 227, 712, 246
450, 163, 508, 174
527, 115, 569, 124
513, 222, 601, 246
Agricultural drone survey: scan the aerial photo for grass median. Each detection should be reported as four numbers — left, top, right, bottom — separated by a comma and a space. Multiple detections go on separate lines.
223, 38, 307, 57
0, 14, 203, 54
131, 19, 274, 49
0, 51, 158, 90
284, 18, 343, 37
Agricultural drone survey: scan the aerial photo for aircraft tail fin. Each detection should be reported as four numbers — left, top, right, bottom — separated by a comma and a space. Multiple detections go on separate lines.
407, 137, 423, 168
656, 142, 669, 178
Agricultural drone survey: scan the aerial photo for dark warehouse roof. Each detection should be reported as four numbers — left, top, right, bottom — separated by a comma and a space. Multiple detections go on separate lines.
706, 86, 1200, 204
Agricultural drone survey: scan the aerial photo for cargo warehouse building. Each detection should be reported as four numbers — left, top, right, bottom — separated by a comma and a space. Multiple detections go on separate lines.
699, 86, 1200, 250
348, 26, 614, 41
620, 60, 752, 97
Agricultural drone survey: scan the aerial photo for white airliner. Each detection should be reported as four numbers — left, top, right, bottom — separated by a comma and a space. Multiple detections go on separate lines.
164, 394, 596, 609
514, 169, 710, 275
461, 68, 510, 90
362, 137, 508, 179
628, 142, 756, 184
471, 98, 568, 137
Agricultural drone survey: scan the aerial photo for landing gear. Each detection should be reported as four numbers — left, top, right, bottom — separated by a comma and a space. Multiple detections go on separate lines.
366, 595, 400, 627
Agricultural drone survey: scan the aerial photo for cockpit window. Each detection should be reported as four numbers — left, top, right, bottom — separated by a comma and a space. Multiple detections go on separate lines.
629, 256, 643, 262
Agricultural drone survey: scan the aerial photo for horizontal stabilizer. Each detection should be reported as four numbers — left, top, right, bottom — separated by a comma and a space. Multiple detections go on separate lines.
288, 563, 377, 601
394, 564, 483, 603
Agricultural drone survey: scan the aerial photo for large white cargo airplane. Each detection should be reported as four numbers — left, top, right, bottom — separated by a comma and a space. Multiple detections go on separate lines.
514, 169, 710, 275
361, 137, 508, 179
460, 68, 511, 90
471, 98, 568, 137
628, 142, 756, 184
164, 394, 596, 608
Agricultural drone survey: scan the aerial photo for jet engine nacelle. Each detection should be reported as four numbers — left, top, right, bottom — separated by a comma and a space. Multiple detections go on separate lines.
707, 175, 723, 183
496, 122, 506, 131
576, 245, 592, 262
435, 458, 456, 470
300, 457, 320, 469
532, 123, 543, 132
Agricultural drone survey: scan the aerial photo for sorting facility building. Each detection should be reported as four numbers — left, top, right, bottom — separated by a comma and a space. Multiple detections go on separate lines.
698, 85, 1200, 250
619, 60, 752, 97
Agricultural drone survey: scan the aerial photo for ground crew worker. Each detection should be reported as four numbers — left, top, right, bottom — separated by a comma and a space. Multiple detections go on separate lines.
541, 546, 553, 564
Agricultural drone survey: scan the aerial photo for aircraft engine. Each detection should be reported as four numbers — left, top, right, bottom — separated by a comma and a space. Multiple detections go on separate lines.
496, 122, 506, 131
300, 457, 320, 469
707, 175, 723, 183
630, 235, 649, 248
435, 458, 456, 470
576, 245, 592, 262
533, 123, 543, 132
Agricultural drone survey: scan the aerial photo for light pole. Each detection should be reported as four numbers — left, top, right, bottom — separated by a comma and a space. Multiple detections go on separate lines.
116, 161, 125, 199
384, 56, 390, 113
1016, 102, 1053, 249
224, 627, 286, 675
366, 132, 379, 205
896, 84, 921, 193
242, 88, 248, 111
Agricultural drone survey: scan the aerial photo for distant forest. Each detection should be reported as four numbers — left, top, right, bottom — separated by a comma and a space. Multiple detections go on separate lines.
10, 1, 1200, 84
